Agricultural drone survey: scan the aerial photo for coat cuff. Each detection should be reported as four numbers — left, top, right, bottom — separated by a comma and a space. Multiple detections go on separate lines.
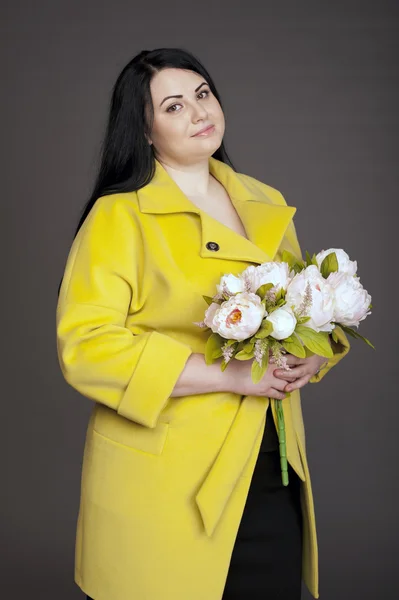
118, 331, 193, 427
309, 325, 350, 383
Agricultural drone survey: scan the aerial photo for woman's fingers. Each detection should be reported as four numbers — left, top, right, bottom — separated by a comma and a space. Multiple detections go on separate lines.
274, 366, 305, 380
275, 372, 299, 381
270, 355, 305, 367
283, 374, 311, 392
270, 387, 288, 400
271, 376, 293, 392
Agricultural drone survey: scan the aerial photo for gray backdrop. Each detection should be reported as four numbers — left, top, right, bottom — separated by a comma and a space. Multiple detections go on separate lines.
2, 1, 398, 598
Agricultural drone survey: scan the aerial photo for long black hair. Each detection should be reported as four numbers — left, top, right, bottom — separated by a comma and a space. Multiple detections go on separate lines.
57, 47, 236, 296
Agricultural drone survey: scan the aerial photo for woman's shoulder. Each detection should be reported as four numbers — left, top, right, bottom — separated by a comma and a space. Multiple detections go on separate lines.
89, 190, 141, 218
72, 191, 143, 256
79, 191, 142, 235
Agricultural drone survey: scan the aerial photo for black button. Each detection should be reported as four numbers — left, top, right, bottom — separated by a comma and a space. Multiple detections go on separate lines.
206, 241, 220, 251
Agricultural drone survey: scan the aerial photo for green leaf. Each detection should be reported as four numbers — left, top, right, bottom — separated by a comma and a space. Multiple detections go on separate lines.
205, 333, 224, 364
339, 324, 356, 335
338, 324, 360, 340
304, 345, 316, 357
255, 282, 274, 299
254, 329, 269, 340
251, 352, 269, 384
255, 319, 273, 339
281, 250, 305, 272
305, 250, 313, 266
261, 319, 274, 332
295, 325, 334, 358
331, 329, 339, 343
293, 262, 304, 274
202, 295, 215, 306
297, 315, 311, 324
243, 339, 256, 352
281, 250, 297, 267
320, 252, 339, 279
355, 333, 375, 349
281, 333, 306, 358
339, 324, 375, 349
234, 349, 254, 360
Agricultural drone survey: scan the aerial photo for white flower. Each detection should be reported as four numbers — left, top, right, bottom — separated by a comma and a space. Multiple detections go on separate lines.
327, 271, 372, 327
203, 302, 220, 326
285, 265, 335, 332
241, 262, 292, 294
204, 292, 266, 341
266, 305, 297, 340
316, 248, 357, 276
216, 273, 246, 297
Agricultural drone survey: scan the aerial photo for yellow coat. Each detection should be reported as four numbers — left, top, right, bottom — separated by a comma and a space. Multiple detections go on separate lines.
56, 156, 350, 600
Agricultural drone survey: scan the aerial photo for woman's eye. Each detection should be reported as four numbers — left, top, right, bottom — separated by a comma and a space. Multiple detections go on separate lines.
167, 89, 210, 113
167, 104, 180, 113
198, 89, 210, 99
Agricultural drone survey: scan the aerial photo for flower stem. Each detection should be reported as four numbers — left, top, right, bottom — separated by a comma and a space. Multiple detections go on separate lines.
274, 398, 289, 486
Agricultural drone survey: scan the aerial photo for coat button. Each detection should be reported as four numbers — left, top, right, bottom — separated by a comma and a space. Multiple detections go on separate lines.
206, 241, 220, 251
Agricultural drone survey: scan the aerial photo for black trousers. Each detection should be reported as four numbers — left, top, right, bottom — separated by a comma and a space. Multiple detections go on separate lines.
221, 448, 303, 599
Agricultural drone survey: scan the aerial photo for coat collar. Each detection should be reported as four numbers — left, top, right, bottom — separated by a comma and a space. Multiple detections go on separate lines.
137, 156, 297, 265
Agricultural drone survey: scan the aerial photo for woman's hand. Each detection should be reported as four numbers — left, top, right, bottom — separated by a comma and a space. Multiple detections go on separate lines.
271, 354, 329, 392
227, 358, 292, 400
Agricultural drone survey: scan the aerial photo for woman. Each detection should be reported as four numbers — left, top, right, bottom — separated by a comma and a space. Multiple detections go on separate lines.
56, 47, 350, 600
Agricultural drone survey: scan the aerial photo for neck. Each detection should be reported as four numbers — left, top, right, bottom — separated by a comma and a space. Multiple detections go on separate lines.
157, 157, 213, 199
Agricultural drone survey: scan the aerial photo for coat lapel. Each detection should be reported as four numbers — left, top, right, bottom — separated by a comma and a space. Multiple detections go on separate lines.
137, 157, 297, 265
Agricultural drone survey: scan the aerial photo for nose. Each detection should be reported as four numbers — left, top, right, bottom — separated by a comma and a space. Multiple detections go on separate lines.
192, 103, 208, 121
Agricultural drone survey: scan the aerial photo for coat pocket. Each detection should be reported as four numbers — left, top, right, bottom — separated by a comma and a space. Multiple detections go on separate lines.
91, 403, 170, 455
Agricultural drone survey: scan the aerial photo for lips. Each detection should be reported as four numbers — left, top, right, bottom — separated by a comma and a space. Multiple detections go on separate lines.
193, 124, 214, 136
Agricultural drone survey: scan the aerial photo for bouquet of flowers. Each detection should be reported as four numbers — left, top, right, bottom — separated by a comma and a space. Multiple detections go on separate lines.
194, 248, 373, 485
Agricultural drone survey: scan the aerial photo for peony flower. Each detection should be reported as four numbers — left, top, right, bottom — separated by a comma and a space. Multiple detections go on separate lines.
203, 301, 220, 327
327, 271, 372, 327
285, 265, 335, 332
241, 262, 292, 294
266, 305, 297, 340
216, 273, 246, 297
316, 248, 357, 276
204, 292, 266, 341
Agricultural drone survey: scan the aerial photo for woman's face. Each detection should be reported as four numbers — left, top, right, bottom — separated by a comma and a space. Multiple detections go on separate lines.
147, 68, 225, 166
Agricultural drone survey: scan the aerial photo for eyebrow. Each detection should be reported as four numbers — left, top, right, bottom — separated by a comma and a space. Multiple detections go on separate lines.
159, 82, 209, 107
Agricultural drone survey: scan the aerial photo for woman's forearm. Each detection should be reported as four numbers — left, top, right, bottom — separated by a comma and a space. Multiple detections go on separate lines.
170, 353, 235, 397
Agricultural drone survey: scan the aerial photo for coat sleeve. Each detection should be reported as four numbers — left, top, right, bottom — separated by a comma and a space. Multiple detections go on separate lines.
267, 187, 351, 383
56, 195, 193, 428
